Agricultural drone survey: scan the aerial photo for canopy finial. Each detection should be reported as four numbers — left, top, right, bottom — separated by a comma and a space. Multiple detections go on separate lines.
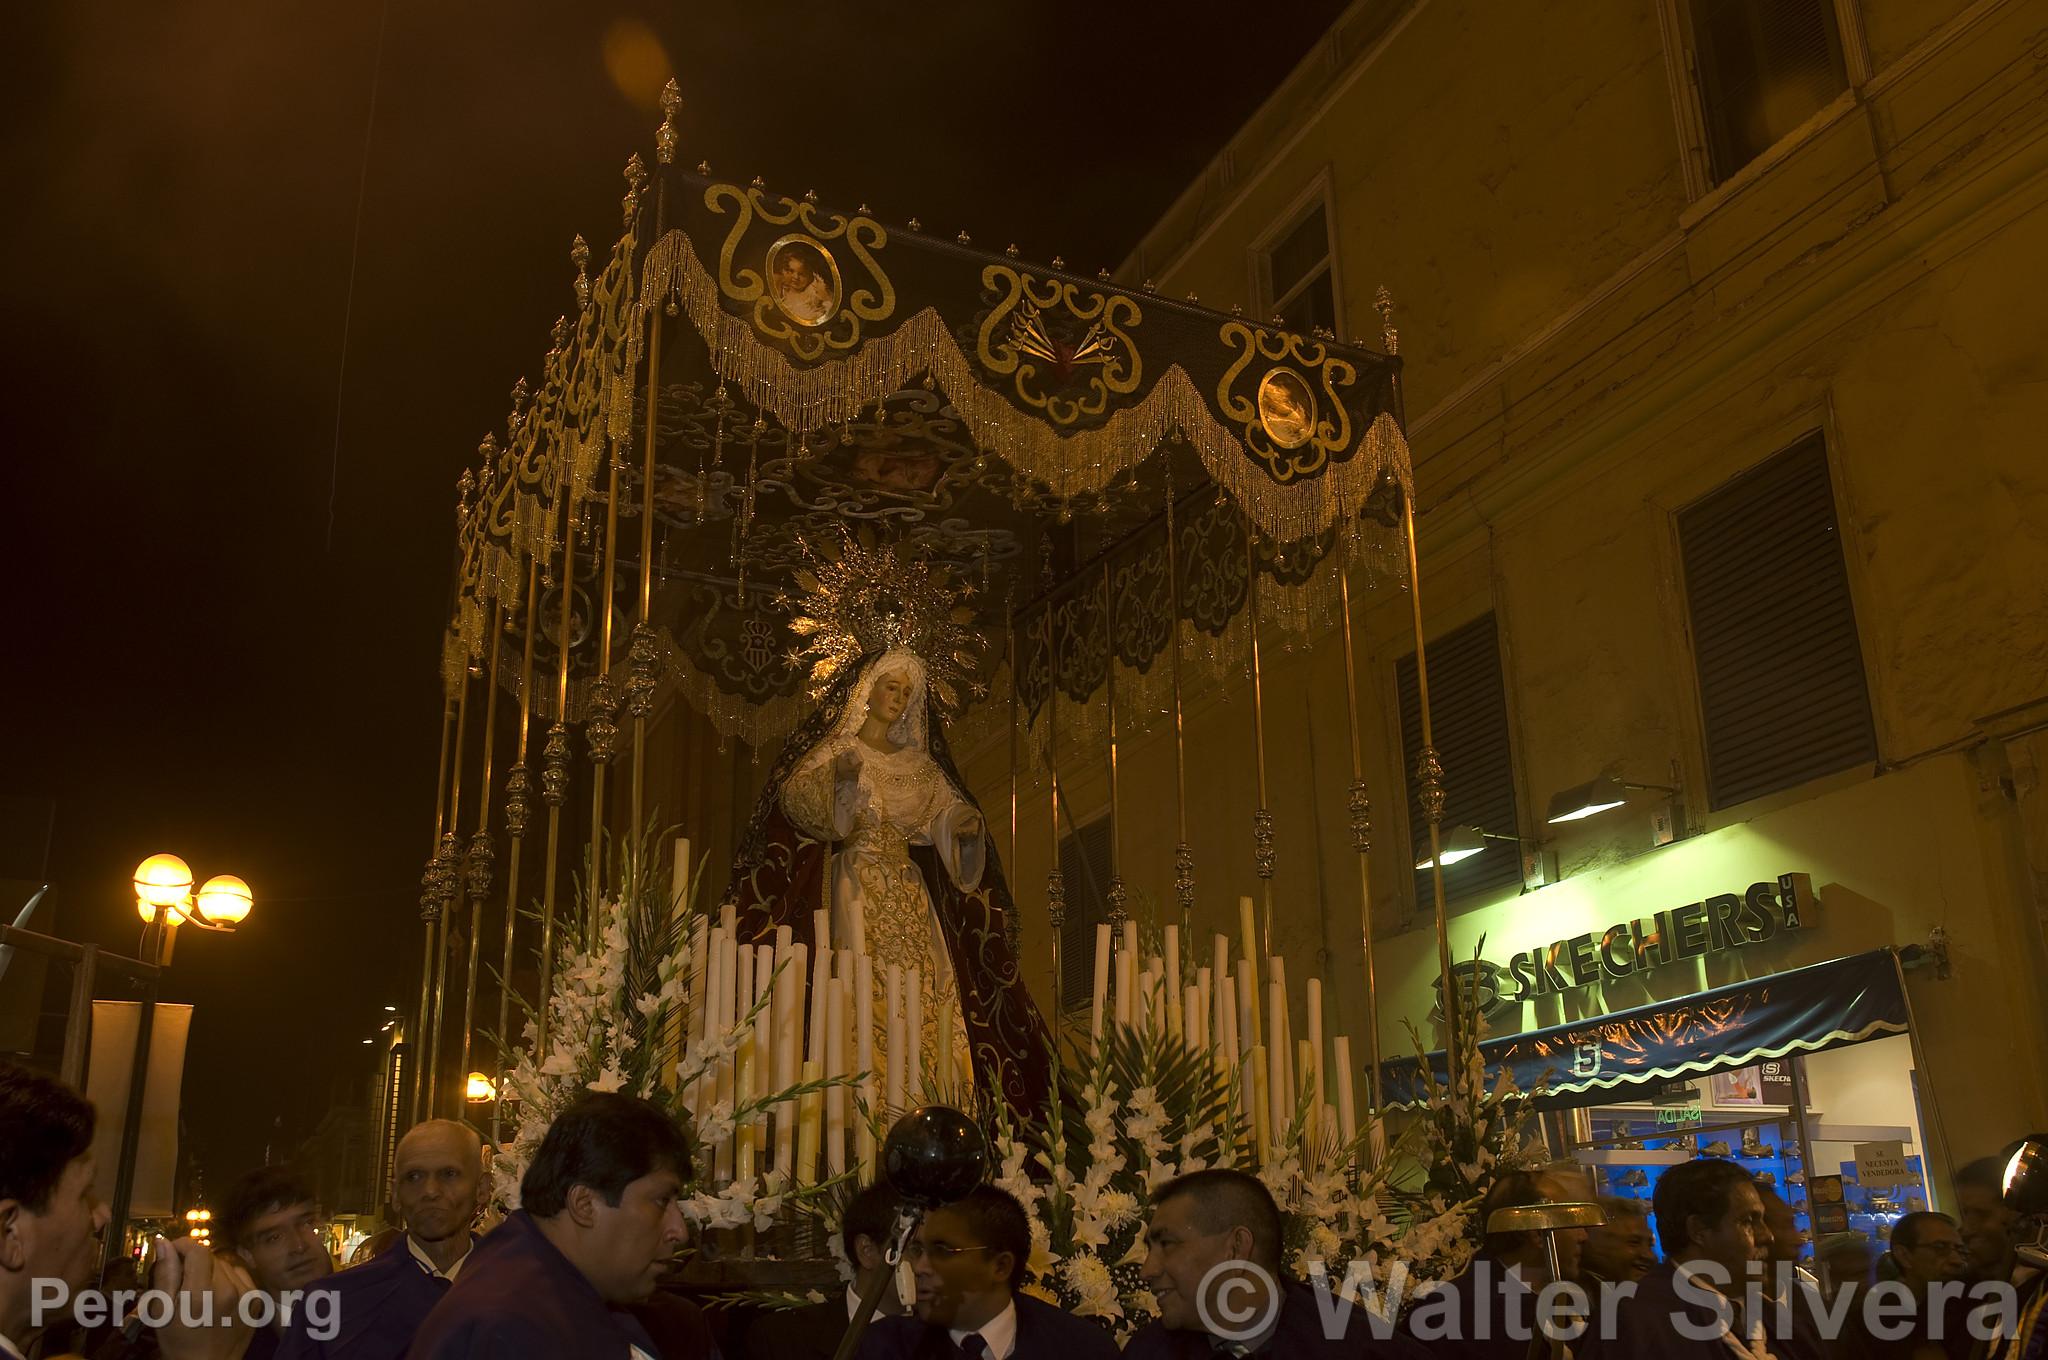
1374, 285, 1399, 355
656, 80, 681, 165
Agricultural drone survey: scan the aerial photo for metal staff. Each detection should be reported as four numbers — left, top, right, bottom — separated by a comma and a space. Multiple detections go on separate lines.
537, 472, 581, 1061
628, 93, 676, 833
414, 698, 454, 1124
1377, 287, 1458, 1060
430, 654, 473, 1118
493, 558, 540, 1143
1167, 477, 1193, 936
1005, 608, 1021, 956
1336, 542, 1384, 1120
587, 425, 623, 897
457, 594, 505, 1117
1044, 610, 1065, 1015
1247, 530, 1275, 955
1103, 559, 1127, 937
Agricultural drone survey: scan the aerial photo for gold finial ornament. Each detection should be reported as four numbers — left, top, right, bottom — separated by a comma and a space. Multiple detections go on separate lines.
697, 159, 711, 174
956, 230, 971, 245
1374, 285, 1399, 354
503, 761, 531, 838
1051, 256, 1065, 270
1005, 243, 1019, 258
907, 217, 921, 232
656, 80, 681, 165
803, 188, 818, 203
571, 235, 591, 312
465, 829, 494, 900
625, 623, 659, 718
781, 530, 982, 713
622, 153, 646, 226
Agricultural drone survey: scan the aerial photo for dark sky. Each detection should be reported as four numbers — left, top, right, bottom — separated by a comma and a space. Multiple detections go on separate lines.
1, 1, 1350, 1188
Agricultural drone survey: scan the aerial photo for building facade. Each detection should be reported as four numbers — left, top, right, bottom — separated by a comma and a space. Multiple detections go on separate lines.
955, 0, 2048, 1220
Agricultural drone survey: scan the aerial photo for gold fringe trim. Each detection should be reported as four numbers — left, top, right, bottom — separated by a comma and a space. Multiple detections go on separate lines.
642, 229, 1415, 547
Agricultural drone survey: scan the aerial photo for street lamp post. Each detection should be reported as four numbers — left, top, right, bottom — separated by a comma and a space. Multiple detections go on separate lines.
110, 855, 251, 1272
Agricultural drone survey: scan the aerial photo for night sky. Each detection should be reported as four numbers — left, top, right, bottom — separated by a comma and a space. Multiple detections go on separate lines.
2, 1, 1351, 1188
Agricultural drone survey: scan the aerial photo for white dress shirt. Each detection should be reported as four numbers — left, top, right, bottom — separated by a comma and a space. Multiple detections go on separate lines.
407, 1232, 474, 1282
0, 1328, 27, 1360
950, 1297, 1018, 1360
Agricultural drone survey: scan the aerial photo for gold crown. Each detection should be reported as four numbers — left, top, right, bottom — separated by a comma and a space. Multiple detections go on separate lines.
782, 531, 983, 713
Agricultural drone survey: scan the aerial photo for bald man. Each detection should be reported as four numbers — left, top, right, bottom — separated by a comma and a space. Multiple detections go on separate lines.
277, 1120, 486, 1359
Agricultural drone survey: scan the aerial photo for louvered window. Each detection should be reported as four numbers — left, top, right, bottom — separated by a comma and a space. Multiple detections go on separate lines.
1679, 433, 1876, 809
1398, 613, 1522, 907
1688, 0, 1848, 182
1057, 815, 1115, 1009
1263, 201, 1336, 335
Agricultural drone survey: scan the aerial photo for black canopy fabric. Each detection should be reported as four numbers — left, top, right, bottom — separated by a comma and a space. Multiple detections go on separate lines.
1379, 949, 1912, 1112
450, 152, 1413, 736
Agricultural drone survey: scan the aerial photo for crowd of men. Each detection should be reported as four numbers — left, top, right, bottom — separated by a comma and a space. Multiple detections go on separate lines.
4, 1059, 2042, 1360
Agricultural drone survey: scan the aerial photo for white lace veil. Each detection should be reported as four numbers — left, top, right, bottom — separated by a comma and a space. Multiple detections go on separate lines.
810, 647, 931, 757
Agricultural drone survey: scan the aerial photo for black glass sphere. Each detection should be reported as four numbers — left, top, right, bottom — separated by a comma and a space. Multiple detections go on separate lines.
882, 1105, 988, 1206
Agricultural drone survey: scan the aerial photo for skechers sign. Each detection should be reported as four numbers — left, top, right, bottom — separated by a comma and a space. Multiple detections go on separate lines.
1436, 873, 1817, 1023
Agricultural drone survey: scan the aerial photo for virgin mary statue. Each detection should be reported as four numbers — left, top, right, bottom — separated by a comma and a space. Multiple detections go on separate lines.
725, 633, 1054, 1112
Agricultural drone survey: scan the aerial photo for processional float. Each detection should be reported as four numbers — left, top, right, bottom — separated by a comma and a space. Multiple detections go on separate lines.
413, 84, 1474, 1224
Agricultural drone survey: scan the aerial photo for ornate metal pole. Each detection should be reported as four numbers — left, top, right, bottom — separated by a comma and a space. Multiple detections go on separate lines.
1166, 477, 1194, 936
1005, 609, 1022, 957
430, 637, 473, 1119
1247, 530, 1275, 955
1377, 286, 1458, 1060
414, 697, 454, 1124
1103, 560, 1127, 939
584, 239, 622, 904
493, 557, 539, 1144
1336, 545, 1384, 1119
458, 589, 504, 1115
1044, 609, 1065, 1016
537, 464, 581, 1062
628, 97, 675, 835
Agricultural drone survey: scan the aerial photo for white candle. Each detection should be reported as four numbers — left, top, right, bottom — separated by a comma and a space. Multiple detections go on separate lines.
795, 1059, 823, 1188
720, 901, 737, 936
1237, 895, 1258, 967
734, 943, 755, 1179
905, 967, 923, 1098
885, 964, 905, 1114
753, 946, 775, 1139
1090, 924, 1112, 1049
1334, 1036, 1357, 1147
813, 906, 831, 958
1114, 947, 1134, 1029
825, 977, 848, 1175
1122, 919, 1138, 964
1248, 1044, 1270, 1157
1164, 925, 1182, 1041
1269, 1036, 1289, 1146
855, 952, 877, 1178
1306, 977, 1325, 1121
1185, 984, 1204, 1053
1236, 960, 1257, 1057
935, 996, 954, 1091
807, 931, 832, 1072
1269, 979, 1292, 1119
1297, 1038, 1317, 1163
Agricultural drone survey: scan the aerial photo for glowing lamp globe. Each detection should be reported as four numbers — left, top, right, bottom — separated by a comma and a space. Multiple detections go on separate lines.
196, 875, 253, 927
465, 1072, 495, 1103
134, 854, 194, 922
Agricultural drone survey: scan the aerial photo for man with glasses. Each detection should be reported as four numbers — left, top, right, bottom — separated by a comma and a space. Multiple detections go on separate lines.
1127, 1169, 1421, 1358
1838, 1211, 1969, 1359
858, 1185, 1115, 1360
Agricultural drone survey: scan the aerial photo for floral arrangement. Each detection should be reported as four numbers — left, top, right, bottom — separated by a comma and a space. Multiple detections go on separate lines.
490, 832, 851, 1233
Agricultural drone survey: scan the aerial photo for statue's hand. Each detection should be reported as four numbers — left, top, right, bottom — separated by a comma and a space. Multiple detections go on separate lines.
832, 747, 863, 783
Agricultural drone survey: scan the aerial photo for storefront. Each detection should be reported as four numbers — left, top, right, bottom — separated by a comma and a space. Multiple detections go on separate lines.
1367, 753, 2048, 1262
1382, 946, 1938, 1260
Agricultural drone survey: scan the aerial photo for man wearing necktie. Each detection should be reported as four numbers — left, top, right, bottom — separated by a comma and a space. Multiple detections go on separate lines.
856, 1186, 1117, 1360
277, 1119, 487, 1359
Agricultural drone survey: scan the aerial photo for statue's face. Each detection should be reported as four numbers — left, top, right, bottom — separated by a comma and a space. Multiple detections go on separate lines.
867, 669, 914, 725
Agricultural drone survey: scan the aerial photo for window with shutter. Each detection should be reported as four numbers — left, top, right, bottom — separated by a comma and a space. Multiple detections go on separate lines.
1679, 432, 1876, 809
1397, 613, 1522, 908
1057, 814, 1115, 1009
1262, 201, 1337, 335
1687, 0, 1848, 182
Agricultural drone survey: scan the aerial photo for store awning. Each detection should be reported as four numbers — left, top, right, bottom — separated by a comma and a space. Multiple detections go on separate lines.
1378, 949, 1910, 1112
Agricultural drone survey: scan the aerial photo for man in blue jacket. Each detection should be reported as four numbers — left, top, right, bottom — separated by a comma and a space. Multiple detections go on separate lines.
277, 1119, 486, 1359
411, 1092, 698, 1360
858, 1185, 1116, 1360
